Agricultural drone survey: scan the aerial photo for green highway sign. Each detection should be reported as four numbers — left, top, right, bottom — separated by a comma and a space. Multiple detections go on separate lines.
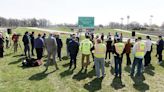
78, 17, 94, 28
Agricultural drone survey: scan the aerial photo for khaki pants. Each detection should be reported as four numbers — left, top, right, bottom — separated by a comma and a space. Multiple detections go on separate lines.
46, 51, 58, 70
81, 54, 90, 68
14, 42, 18, 53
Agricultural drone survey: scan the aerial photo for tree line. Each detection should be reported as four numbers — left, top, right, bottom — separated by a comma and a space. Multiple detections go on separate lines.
0, 17, 51, 27
107, 21, 164, 31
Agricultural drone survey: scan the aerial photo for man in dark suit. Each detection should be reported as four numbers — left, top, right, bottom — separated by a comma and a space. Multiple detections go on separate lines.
68, 34, 79, 69
22, 31, 30, 58
66, 34, 72, 57
56, 34, 63, 61
30, 32, 35, 56
156, 35, 164, 64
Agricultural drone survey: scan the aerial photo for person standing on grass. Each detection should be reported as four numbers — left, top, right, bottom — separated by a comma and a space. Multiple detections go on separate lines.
22, 31, 30, 58
0, 33, 4, 58
131, 37, 146, 77
68, 34, 79, 69
156, 35, 164, 64
114, 32, 119, 43
144, 36, 152, 67
105, 37, 113, 61
124, 39, 132, 66
34, 34, 44, 60
101, 33, 104, 42
113, 38, 125, 78
45, 33, 59, 70
42, 33, 46, 56
12, 32, 19, 53
66, 34, 72, 57
94, 38, 106, 78
30, 32, 35, 56
56, 34, 63, 61
80, 35, 93, 70
107, 32, 111, 39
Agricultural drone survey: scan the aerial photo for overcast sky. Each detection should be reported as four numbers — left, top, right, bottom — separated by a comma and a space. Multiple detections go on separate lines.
0, 0, 164, 25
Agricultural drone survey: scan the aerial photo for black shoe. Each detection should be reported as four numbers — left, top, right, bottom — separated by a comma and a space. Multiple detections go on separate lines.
115, 74, 118, 78
119, 75, 122, 78
93, 65, 95, 68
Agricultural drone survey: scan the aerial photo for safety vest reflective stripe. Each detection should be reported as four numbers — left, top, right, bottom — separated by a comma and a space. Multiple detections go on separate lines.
115, 43, 125, 55
135, 42, 145, 57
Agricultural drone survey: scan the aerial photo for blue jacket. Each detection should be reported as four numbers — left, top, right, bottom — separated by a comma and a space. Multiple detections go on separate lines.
68, 40, 79, 55
34, 37, 44, 48
157, 39, 164, 53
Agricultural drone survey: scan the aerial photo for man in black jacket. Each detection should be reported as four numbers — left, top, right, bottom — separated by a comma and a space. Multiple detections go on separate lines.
68, 34, 79, 69
66, 34, 72, 57
156, 35, 164, 64
30, 32, 35, 56
56, 34, 63, 61
22, 31, 30, 58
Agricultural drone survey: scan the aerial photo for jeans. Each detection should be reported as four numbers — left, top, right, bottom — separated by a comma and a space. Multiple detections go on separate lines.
70, 54, 77, 68
94, 57, 105, 78
126, 53, 131, 65
114, 56, 123, 76
131, 57, 143, 76
24, 44, 30, 58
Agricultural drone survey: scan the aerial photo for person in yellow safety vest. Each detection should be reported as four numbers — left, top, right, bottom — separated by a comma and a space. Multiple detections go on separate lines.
113, 38, 125, 78
80, 35, 93, 70
93, 38, 106, 78
131, 37, 146, 77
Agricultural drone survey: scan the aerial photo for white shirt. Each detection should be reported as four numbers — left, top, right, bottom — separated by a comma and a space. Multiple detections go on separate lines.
145, 39, 152, 51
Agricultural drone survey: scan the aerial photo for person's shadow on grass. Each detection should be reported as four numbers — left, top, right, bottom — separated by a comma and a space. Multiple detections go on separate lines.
124, 65, 131, 73
144, 64, 155, 76
111, 77, 125, 90
29, 70, 56, 81
160, 61, 164, 68
8, 57, 26, 65
72, 68, 88, 81
110, 66, 115, 75
84, 77, 103, 92
131, 74, 149, 91
60, 68, 74, 78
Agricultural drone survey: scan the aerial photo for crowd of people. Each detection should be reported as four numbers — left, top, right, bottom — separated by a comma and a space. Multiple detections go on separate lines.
0, 30, 164, 79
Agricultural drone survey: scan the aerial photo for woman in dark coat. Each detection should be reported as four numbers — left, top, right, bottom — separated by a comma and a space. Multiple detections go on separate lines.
0, 33, 4, 58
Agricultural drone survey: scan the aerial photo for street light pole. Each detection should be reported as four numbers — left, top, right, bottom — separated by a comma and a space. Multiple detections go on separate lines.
150, 15, 153, 26
120, 17, 124, 29
127, 15, 130, 30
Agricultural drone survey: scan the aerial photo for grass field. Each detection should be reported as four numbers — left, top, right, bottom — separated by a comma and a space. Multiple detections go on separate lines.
0, 27, 164, 92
